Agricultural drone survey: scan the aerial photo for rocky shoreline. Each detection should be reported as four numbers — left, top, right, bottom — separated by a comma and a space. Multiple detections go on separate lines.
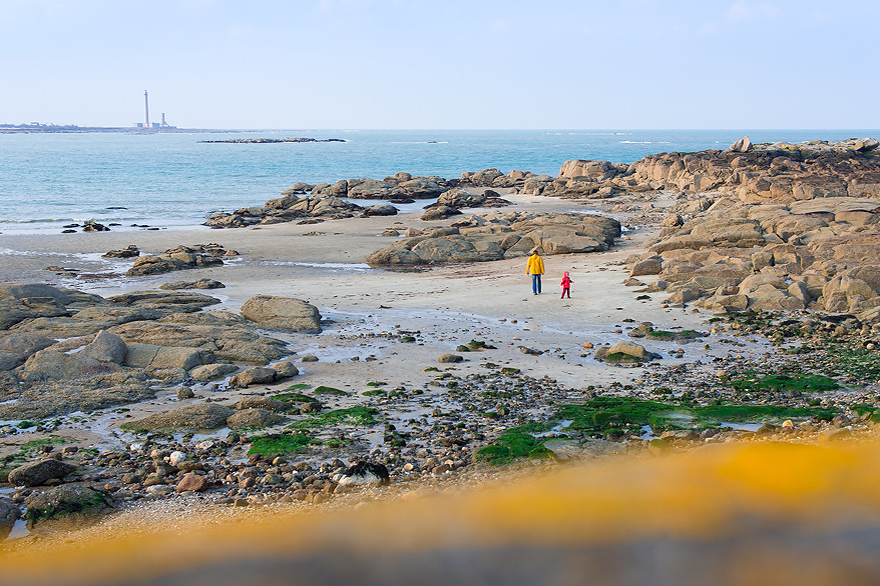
3, 136, 880, 547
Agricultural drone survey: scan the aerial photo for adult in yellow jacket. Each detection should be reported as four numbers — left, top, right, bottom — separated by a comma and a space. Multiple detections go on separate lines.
526, 250, 545, 295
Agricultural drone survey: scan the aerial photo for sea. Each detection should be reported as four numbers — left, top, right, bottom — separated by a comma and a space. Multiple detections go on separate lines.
1, 129, 877, 235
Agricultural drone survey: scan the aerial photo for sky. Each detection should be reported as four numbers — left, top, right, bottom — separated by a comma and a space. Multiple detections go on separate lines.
1, 0, 877, 129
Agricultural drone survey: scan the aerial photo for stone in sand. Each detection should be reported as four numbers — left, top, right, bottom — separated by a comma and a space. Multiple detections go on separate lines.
127, 403, 234, 432
237, 396, 288, 411
159, 278, 225, 290
8, 459, 77, 487
421, 205, 461, 221
176, 473, 209, 493
226, 408, 282, 429
102, 245, 139, 259
228, 366, 278, 388
240, 296, 322, 334
363, 204, 398, 217
272, 360, 300, 378
594, 342, 654, 363
189, 363, 239, 382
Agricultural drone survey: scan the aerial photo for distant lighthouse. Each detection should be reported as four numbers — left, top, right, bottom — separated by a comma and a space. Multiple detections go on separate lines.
144, 90, 150, 128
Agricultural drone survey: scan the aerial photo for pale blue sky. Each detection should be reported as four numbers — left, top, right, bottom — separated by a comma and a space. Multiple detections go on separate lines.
1, 0, 876, 129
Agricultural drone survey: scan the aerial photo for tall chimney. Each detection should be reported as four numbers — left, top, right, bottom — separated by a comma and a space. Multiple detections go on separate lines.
144, 90, 150, 128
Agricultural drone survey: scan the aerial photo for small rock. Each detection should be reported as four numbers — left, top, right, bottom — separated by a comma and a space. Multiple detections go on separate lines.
168, 451, 187, 466
176, 473, 208, 493
518, 346, 543, 356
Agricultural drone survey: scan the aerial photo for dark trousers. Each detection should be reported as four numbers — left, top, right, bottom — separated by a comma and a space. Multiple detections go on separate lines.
561, 287, 570, 298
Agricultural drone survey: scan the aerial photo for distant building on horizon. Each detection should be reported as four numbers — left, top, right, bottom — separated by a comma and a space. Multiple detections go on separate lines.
134, 91, 176, 129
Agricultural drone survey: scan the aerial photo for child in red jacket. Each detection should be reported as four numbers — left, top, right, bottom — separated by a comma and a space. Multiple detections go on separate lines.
560, 271, 572, 299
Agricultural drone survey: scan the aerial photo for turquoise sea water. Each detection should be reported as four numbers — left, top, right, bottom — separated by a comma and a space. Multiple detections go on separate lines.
0, 129, 877, 234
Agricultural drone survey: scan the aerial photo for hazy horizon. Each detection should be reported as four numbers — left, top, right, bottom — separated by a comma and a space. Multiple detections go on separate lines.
3, 0, 878, 130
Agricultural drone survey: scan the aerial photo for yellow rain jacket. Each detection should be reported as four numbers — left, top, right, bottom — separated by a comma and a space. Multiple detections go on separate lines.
526, 254, 544, 275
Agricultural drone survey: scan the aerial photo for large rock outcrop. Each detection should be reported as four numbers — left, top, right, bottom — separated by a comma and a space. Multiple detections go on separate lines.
0, 284, 295, 419
367, 211, 621, 266
620, 145, 880, 317
528, 138, 880, 202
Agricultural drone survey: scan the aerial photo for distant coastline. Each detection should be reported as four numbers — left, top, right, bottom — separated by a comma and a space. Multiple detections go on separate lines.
0, 123, 273, 134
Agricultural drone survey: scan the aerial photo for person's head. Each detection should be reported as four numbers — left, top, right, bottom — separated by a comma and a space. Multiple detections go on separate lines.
564, 271, 569, 277
531, 249, 540, 256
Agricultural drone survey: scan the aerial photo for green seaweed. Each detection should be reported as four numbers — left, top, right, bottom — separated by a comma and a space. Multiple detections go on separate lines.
247, 432, 317, 457
313, 386, 350, 396
283, 383, 311, 391
476, 430, 546, 464
17, 436, 70, 455
288, 406, 379, 429
363, 389, 386, 396
693, 404, 837, 424
273, 391, 319, 404
729, 371, 838, 393
476, 396, 841, 465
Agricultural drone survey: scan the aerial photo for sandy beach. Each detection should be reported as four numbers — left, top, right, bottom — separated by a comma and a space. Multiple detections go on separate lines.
0, 191, 721, 396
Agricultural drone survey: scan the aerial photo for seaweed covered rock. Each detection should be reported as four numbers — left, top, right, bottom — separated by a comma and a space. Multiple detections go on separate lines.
24, 484, 115, 531
594, 342, 655, 364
